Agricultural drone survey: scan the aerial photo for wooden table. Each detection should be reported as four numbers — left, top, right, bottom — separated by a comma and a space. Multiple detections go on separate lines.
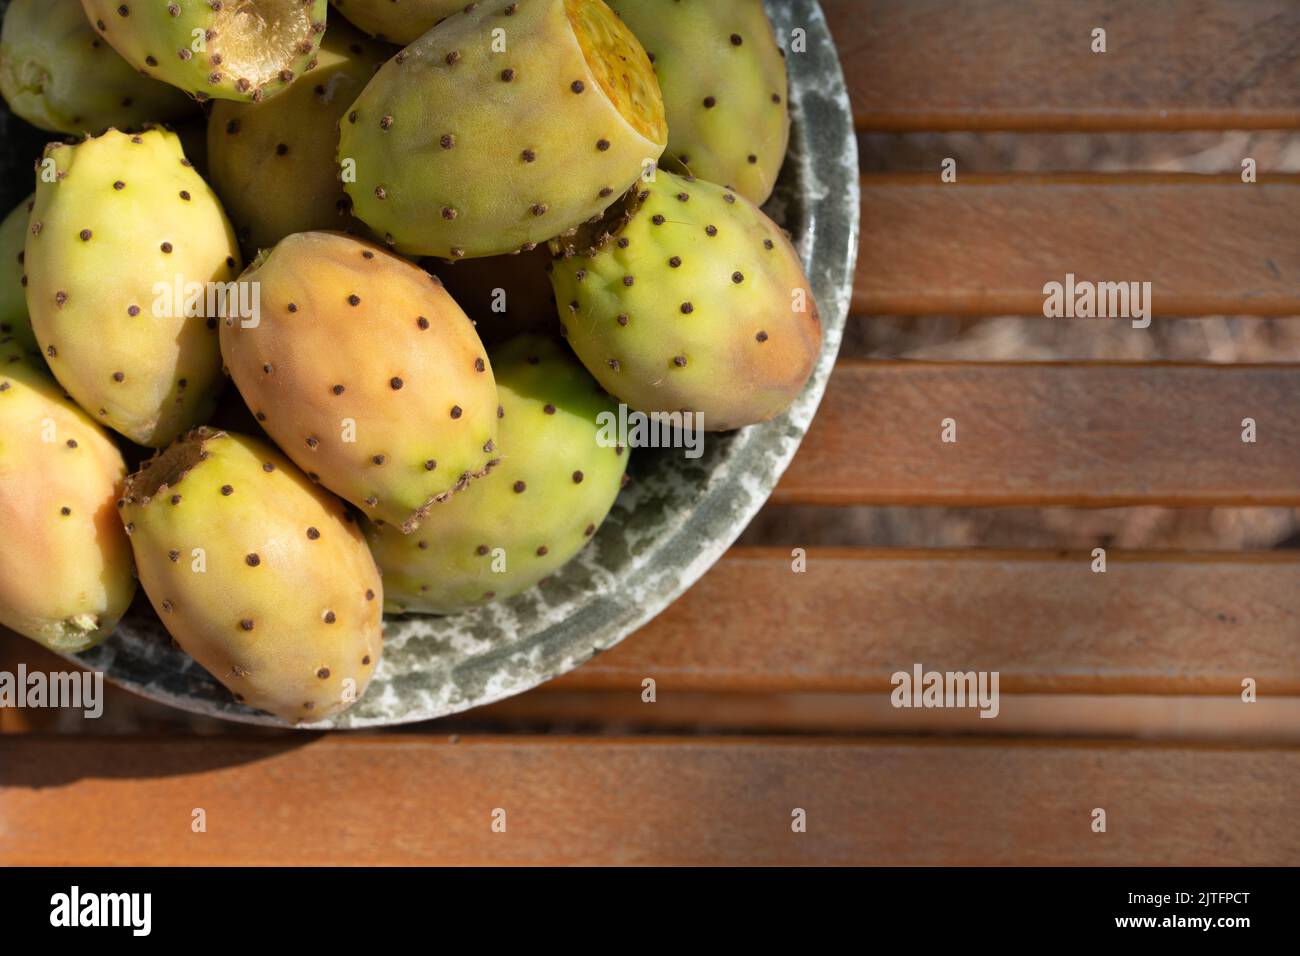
2, 0, 1299, 866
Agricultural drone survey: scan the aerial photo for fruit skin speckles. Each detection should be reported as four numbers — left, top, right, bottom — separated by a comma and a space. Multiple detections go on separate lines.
338, 0, 667, 259
0, 195, 41, 362
606, 0, 790, 204
0, 0, 193, 134
79, 0, 328, 103
206, 20, 386, 254
550, 170, 820, 431
219, 231, 498, 532
0, 358, 135, 653
24, 127, 239, 447
365, 335, 628, 614
118, 427, 383, 723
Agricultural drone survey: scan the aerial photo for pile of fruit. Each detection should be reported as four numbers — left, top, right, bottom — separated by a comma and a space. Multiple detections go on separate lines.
0, 0, 820, 722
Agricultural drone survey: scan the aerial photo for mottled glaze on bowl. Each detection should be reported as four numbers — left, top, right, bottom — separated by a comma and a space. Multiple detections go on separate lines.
29, 0, 860, 728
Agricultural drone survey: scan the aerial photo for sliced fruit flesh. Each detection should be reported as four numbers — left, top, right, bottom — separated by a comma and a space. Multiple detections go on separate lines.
565, 0, 667, 145
213, 0, 317, 88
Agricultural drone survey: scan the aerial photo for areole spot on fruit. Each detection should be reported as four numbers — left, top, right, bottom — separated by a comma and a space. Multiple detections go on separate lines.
550, 170, 820, 431
119, 427, 383, 723
24, 127, 239, 447
0, 0, 194, 134
206, 19, 386, 253
366, 335, 628, 614
339, 0, 667, 258
606, 0, 790, 204
79, 0, 328, 103
219, 231, 499, 532
0, 359, 136, 653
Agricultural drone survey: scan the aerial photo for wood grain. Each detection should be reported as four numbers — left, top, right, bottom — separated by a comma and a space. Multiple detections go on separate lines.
554, 548, 1300, 695
854, 174, 1300, 316
827, 0, 1300, 131
475, 692, 1300, 740
4, 547, 1296, 736
2, 736, 1296, 865
3, 0, 1298, 874
778, 362, 1300, 507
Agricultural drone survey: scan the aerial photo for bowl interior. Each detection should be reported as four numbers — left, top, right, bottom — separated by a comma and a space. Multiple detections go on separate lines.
21, 0, 860, 728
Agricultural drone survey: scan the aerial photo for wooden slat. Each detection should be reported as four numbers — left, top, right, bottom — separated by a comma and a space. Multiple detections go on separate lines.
473, 692, 1300, 740
2, 736, 1296, 865
854, 173, 1300, 316
827, 0, 1300, 131
779, 362, 1300, 507
4, 547, 1298, 735
554, 549, 1300, 695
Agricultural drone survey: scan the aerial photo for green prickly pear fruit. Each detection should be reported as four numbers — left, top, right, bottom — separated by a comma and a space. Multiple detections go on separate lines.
366, 335, 626, 613
0, 358, 136, 653
423, 246, 557, 347
219, 231, 499, 532
551, 169, 821, 431
25, 127, 241, 448
0, 195, 41, 363
120, 428, 383, 723
607, 0, 789, 204
339, 0, 668, 259
0, 0, 194, 135
80, 0, 328, 104
330, 0, 463, 44
208, 20, 389, 253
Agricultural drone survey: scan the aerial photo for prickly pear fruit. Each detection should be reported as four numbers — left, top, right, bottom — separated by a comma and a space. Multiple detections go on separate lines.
423, 246, 556, 346
80, 0, 328, 104
0, 359, 135, 652
551, 170, 820, 431
0, 0, 194, 135
208, 20, 388, 253
220, 231, 499, 531
120, 427, 383, 723
330, 0, 462, 44
0, 196, 40, 363
607, 0, 789, 204
339, 0, 667, 259
25, 127, 240, 447
366, 335, 626, 613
